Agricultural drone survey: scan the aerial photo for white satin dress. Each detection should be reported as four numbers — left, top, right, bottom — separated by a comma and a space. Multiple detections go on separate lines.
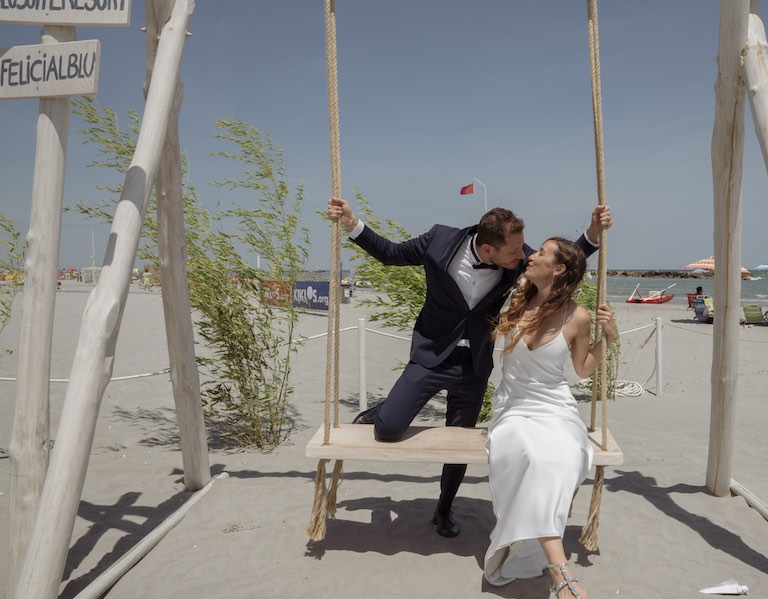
483, 327, 593, 586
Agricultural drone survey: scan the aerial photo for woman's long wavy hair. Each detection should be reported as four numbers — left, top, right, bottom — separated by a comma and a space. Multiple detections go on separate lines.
493, 237, 586, 353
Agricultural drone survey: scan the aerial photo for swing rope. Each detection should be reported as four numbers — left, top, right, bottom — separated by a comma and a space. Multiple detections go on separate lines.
306, 0, 344, 542
306, 0, 616, 546
580, 0, 610, 552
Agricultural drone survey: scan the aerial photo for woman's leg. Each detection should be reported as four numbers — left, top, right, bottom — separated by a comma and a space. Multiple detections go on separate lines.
538, 537, 588, 598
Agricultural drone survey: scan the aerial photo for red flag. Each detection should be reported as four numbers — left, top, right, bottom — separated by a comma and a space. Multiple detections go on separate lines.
460, 183, 474, 195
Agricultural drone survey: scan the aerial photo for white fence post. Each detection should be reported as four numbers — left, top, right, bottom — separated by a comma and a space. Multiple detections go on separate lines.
655, 317, 663, 398
358, 318, 367, 411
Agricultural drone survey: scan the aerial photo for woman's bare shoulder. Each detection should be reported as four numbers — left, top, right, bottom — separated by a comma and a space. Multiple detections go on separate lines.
564, 302, 592, 342
567, 302, 591, 324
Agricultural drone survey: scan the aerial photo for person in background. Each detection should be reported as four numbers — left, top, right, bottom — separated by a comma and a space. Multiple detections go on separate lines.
142, 267, 152, 292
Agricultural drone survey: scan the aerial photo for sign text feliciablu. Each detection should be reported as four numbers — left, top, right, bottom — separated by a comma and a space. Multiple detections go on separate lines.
0, 39, 100, 99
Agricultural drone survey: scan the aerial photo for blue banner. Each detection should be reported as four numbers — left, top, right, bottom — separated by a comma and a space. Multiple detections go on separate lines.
293, 281, 330, 311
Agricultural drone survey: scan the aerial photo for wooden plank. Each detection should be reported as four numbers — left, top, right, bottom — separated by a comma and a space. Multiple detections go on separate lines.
0, 0, 131, 26
586, 428, 624, 466
306, 424, 489, 464
0, 39, 100, 99
306, 424, 623, 467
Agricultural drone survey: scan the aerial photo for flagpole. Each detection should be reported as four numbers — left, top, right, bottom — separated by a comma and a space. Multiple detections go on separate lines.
473, 177, 488, 213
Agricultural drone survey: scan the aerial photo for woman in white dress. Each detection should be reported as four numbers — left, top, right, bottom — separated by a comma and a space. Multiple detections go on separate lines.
483, 237, 617, 599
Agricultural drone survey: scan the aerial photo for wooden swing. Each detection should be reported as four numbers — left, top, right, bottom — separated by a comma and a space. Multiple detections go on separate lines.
306, 424, 622, 466
306, 0, 621, 548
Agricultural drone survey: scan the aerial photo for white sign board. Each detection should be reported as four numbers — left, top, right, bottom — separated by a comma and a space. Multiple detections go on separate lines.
0, 39, 100, 99
0, 0, 130, 26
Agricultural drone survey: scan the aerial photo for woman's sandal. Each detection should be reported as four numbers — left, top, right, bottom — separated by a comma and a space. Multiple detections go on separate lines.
547, 562, 581, 598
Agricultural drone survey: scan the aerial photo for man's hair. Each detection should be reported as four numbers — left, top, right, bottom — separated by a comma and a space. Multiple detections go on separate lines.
476, 208, 525, 247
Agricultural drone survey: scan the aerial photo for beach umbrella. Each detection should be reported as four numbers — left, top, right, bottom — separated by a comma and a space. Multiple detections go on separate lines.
684, 256, 751, 276
684, 256, 716, 271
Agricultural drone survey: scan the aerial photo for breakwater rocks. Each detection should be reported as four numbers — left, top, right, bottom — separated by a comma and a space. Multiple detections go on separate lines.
607, 270, 706, 278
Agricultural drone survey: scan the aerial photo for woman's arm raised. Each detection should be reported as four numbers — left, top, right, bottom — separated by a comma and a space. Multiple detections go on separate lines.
569, 304, 617, 378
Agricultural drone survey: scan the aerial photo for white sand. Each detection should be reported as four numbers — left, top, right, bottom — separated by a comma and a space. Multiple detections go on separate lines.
1, 289, 767, 598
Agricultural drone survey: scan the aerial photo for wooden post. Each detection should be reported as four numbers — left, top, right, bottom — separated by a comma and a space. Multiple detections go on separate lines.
13, 2, 195, 597
707, 0, 749, 497
358, 318, 366, 411
730, 479, 768, 520
144, 0, 210, 491
745, 1, 768, 170
654, 317, 663, 398
6, 25, 75, 598
72, 473, 228, 599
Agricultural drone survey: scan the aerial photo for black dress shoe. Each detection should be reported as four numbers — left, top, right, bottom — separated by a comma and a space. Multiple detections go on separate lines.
351, 402, 383, 424
432, 510, 460, 538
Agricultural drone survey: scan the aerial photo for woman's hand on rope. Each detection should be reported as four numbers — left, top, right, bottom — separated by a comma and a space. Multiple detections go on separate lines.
596, 303, 617, 345
328, 196, 358, 233
586, 204, 612, 244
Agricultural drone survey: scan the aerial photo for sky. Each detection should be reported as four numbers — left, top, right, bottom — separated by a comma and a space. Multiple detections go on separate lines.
1, 1, 768, 271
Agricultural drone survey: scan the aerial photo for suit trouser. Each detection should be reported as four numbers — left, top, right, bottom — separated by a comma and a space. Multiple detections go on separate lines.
374, 346, 490, 513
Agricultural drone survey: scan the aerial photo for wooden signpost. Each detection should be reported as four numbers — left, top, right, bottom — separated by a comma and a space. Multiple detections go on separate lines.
0, 0, 131, 26
3, 3, 104, 598
4, 1, 207, 597
0, 39, 100, 98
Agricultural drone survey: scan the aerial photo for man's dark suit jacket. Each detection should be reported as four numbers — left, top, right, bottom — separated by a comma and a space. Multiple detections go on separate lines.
354, 223, 596, 376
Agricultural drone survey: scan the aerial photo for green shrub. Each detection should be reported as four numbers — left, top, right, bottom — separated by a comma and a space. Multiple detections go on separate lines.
70, 99, 308, 448
0, 214, 24, 359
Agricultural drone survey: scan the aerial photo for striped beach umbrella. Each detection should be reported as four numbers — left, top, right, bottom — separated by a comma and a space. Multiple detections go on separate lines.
684, 256, 751, 276
684, 257, 715, 271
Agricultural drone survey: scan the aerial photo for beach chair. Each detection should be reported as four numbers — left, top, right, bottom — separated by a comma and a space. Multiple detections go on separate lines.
692, 296, 714, 323
742, 304, 767, 325
686, 293, 702, 309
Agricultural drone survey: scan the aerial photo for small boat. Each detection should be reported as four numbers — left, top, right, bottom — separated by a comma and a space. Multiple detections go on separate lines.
625, 283, 676, 304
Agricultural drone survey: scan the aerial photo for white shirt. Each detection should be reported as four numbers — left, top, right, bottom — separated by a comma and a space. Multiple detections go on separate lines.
349, 220, 501, 310
448, 234, 503, 310
350, 221, 500, 347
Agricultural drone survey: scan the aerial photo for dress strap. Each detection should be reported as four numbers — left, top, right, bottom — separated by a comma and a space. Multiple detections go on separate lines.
557, 304, 571, 347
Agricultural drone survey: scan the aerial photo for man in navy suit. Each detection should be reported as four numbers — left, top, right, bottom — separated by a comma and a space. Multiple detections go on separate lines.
328, 196, 611, 537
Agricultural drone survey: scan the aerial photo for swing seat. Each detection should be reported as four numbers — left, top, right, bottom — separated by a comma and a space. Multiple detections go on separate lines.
305, 424, 623, 466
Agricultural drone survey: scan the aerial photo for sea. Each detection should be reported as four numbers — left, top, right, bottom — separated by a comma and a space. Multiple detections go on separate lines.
602, 272, 768, 307
303, 270, 768, 308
